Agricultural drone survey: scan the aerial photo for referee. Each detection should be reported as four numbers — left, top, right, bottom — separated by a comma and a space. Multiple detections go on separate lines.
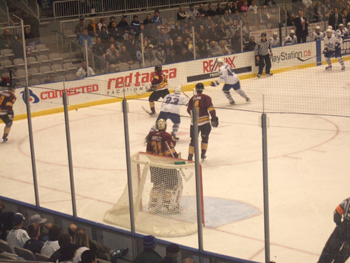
254, 32, 273, 78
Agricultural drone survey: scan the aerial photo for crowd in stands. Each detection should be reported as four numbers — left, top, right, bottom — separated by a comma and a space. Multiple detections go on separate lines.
1, 0, 350, 84
0, 202, 198, 263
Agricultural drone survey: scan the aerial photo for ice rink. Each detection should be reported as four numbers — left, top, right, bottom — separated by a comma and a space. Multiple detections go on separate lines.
1, 61, 350, 263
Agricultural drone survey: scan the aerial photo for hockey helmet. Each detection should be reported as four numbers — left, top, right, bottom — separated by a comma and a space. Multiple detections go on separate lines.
174, 85, 182, 94
217, 58, 224, 65
339, 24, 344, 28
290, 30, 295, 34
273, 32, 278, 35
328, 25, 333, 30
156, 118, 167, 131
315, 26, 320, 30
155, 64, 162, 72
348, 22, 350, 26
326, 29, 333, 33
195, 82, 204, 93
261, 32, 267, 37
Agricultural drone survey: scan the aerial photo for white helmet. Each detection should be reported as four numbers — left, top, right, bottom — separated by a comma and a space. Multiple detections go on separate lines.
315, 26, 320, 30
348, 22, 350, 26
326, 29, 333, 33
174, 85, 182, 94
290, 30, 295, 34
273, 32, 278, 35
217, 58, 224, 65
156, 118, 167, 131
328, 25, 333, 30
339, 23, 344, 27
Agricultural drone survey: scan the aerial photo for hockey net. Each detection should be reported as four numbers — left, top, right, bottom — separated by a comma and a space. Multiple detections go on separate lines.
104, 152, 204, 237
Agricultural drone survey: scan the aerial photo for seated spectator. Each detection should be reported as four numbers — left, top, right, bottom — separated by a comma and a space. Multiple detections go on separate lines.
231, 30, 242, 53
59, 243, 79, 263
163, 39, 172, 57
147, 22, 160, 44
269, 32, 280, 47
182, 28, 192, 41
109, 21, 123, 41
163, 23, 171, 34
219, 40, 231, 55
197, 25, 208, 42
217, 22, 229, 41
132, 235, 162, 263
188, 4, 200, 20
92, 37, 106, 72
75, 16, 85, 39
216, 3, 225, 15
256, 7, 268, 26
241, 11, 248, 26
29, 214, 51, 242
177, 6, 188, 20
82, 249, 97, 263
263, 0, 277, 8
119, 45, 133, 65
143, 14, 153, 25
221, 10, 233, 27
49, 234, 73, 263
41, 224, 61, 257
280, 5, 290, 24
105, 44, 120, 64
155, 44, 166, 64
144, 44, 155, 62
79, 29, 92, 48
169, 22, 182, 41
24, 223, 44, 254
198, 3, 206, 17
262, 6, 272, 27
208, 41, 222, 57
97, 18, 107, 32
184, 37, 193, 52
6, 213, 30, 250
173, 36, 185, 55
24, 27, 34, 40
117, 15, 130, 35
152, 10, 162, 26
207, 23, 219, 42
165, 49, 178, 64
131, 15, 141, 36
157, 28, 172, 44
99, 26, 110, 45
244, 36, 256, 51
248, 0, 258, 14
241, 1, 248, 12
206, 3, 216, 17
232, 10, 241, 21
87, 18, 99, 37
124, 34, 138, 60
224, 2, 232, 14
0, 28, 16, 49
77, 61, 95, 78
247, 9, 259, 27
107, 16, 116, 29
160, 244, 180, 263
73, 229, 90, 263
231, 1, 240, 13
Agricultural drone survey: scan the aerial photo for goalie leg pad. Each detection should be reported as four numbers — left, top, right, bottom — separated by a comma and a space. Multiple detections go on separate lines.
167, 172, 184, 212
148, 184, 165, 212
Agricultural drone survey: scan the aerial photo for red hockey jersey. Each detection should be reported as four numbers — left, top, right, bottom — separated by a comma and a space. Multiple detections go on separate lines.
0, 90, 16, 115
151, 71, 168, 91
146, 130, 178, 157
187, 94, 216, 126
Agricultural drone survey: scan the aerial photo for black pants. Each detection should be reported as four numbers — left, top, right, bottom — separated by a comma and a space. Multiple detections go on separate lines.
149, 89, 169, 102
258, 54, 271, 75
297, 35, 307, 43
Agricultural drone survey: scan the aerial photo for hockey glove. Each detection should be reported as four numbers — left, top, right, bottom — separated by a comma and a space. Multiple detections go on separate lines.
211, 81, 219, 87
211, 116, 219, 127
323, 48, 328, 54
8, 111, 14, 120
147, 85, 155, 92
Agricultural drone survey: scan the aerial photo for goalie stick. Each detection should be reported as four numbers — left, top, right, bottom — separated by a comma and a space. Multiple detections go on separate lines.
296, 53, 322, 62
165, 141, 194, 182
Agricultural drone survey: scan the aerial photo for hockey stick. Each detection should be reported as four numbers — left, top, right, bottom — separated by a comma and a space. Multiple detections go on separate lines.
296, 53, 322, 62
165, 141, 194, 182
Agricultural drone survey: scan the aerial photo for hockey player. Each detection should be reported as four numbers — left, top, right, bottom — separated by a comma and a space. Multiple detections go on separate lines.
147, 85, 188, 141
0, 77, 16, 143
325, 25, 335, 35
146, 119, 182, 213
284, 30, 297, 45
318, 197, 350, 263
147, 65, 170, 116
335, 24, 348, 39
323, 28, 345, 71
254, 33, 273, 78
347, 23, 350, 37
187, 83, 218, 161
311, 26, 324, 41
269, 32, 280, 47
210, 58, 250, 105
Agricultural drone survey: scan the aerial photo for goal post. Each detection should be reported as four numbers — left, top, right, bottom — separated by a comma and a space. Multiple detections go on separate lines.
104, 152, 205, 237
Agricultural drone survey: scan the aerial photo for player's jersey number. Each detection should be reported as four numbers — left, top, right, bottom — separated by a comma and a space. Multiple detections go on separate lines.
151, 141, 164, 155
165, 96, 179, 105
225, 65, 234, 76
0, 95, 4, 106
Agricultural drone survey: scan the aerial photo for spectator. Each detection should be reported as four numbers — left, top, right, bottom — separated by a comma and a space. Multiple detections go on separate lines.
144, 44, 155, 62
163, 40, 172, 57
195, 33, 205, 48
241, 1, 248, 12
207, 23, 219, 42
76, 61, 95, 79
198, 25, 208, 42
248, 0, 258, 14
217, 22, 229, 41
329, 7, 343, 30
0, 28, 15, 49
143, 14, 154, 25
269, 32, 280, 47
163, 23, 171, 34
184, 37, 193, 52
73, 229, 89, 263
155, 44, 166, 64
117, 15, 130, 35
97, 18, 107, 32
263, 0, 277, 8
119, 45, 133, 65
173, 36, 185, 55
59, 243, 79, 263
75, 16, 85, 38
169, 22, 182, 41
99, 26, 110, 45
92, 37, 106, 72
6, 213, 30, 250
262, 6, 271, 27
159, 244, 180, 263
23, 223, 44, 254
280, 5, 290, 24
147, 21, 160, 44
109, 21, 124, 41
231, 1, 240, 13
24, 27, 34, 40
177, 6, 188, 20
248, 9, 259, 27
49, 234, 73, 263
157, 28, 172, 44
182, 28, 192, 41
232, 10, 241, 21
44, 75, 53, 84
133, 235, 162, 263
256, 7, 268, 26
188, 4, 200, 20
79, 28, 92, 48
287, 14, 294, 26
152, 10, 163, 25
244, 36, 257, 51
293, 10, 309, 43
124, 34, 138, 60
81, 250, 97, 263
131, 15, 141, 35
107, 16, 116, 29
198, 3, 206, 17
224, 2, 232, 14
284, 30, 297, 45
180, 47, 193, 61
28, 214, 51, 242
231, 30, 242, 53
221, 10, 233, 27
207, 3, 216, 17
219, 40, 231, 55
241, 11, 248, 26
203, 16, 214, 30
87, 18, 99, 37
105, 44, 120, 64
41, 224, 61, 257
216, 3, 225, 15
165, 49, 178, 63
208, 41, 222, 57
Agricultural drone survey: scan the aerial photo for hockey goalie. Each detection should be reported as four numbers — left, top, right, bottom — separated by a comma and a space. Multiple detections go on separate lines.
145, 118, 183, 214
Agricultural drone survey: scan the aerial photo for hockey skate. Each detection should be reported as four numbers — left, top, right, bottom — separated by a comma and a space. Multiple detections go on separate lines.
257, 74, 261, 78
342, 65, 346, 71
149, 110, 156, 116
229, 100, 236, 105
201, 153, 206, 160
1, 137, 8, 143
246, 97, 251, 103
269, 73, 273, 76
325, 65, 332, 70
172, 132, 179, 141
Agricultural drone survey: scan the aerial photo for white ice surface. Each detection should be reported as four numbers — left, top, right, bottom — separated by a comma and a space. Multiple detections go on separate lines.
1, 62, 350, 262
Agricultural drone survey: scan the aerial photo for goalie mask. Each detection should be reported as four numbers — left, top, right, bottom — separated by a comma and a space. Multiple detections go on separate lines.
156, 118, 167, 131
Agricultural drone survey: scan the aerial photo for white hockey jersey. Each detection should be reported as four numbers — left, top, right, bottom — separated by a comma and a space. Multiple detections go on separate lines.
310, 32, 324, 41
269, 37, 280, 47
335, 28, 349, 39
324, 34, 342, 51
218, 63, 239, 85
160, 93, 189, 115
284, 35, 297, 45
